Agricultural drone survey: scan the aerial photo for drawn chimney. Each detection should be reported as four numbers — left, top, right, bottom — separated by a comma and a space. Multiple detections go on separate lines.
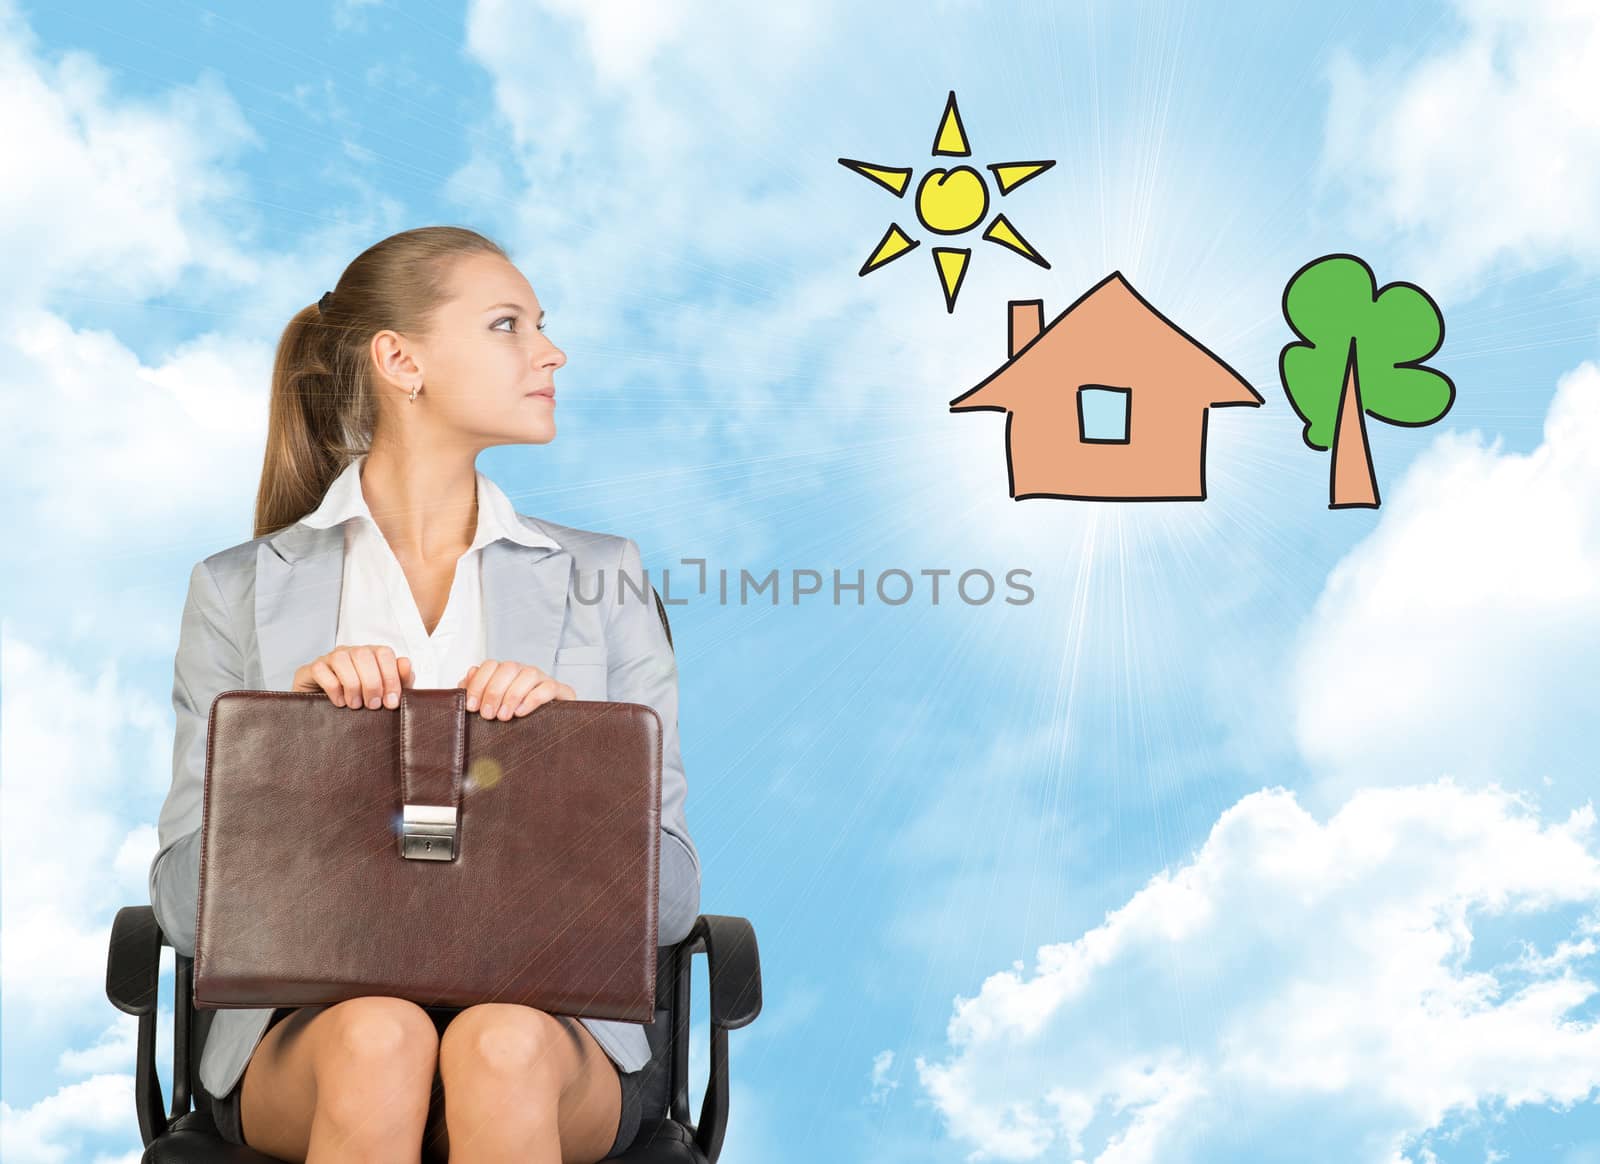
1009, 300, 1044, 358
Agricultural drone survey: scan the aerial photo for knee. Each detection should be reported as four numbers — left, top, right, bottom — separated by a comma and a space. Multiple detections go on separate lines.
439, 1004, 568, 1090
314, 997, 438, 1119
327, 997, 439, 1065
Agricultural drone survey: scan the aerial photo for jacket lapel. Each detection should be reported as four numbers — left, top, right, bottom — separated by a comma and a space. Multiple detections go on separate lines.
256, 522, 346, 693
255, 516, 574, 692
482, 536, 573, 682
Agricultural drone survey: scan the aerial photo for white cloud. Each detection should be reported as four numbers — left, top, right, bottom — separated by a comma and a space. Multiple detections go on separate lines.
0, 0, 261, 317
0, 1074, 136, 1164
915, 779, 1600, 1162
906, 356, 1600, 1161
462, 0, 832, 282
0, 0, 403, 645
455, 0, 1007, 559
512, 0, 693, 88
1, 309, 269, 552
112, 825, 160, 887
1322, 0, 1600, 294
458, 0, 1301, 583
1292, 360, 1600, 797
869, 1048, 899, 1104
1, 637, 169, 1022
57, 1021, 138, 1078
0, 0, 399, 665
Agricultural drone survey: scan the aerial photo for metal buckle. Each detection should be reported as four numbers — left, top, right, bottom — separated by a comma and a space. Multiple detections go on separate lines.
400, 804, 457, 860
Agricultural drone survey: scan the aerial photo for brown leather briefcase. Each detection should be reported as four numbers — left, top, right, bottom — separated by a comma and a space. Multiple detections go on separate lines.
192, 688, 661, 1022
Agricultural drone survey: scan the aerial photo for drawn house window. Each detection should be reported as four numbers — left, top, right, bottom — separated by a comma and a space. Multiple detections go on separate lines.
1077, 385, 1131, 444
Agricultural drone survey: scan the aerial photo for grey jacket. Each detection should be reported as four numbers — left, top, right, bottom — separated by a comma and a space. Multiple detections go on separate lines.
148, 510, 701, 1098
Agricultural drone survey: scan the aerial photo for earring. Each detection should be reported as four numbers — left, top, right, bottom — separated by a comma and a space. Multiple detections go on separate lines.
409, 382, 421, 403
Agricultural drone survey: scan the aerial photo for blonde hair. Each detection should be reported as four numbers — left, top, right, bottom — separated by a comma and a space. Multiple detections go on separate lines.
253, 225, 509, 538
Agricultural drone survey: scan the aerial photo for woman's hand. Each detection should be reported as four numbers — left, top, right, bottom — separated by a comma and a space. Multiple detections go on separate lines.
457, 659, 575, 720
292, 644, 412, 709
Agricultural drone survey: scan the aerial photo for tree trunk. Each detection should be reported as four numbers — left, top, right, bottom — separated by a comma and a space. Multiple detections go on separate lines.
1330, 338, 1381, 509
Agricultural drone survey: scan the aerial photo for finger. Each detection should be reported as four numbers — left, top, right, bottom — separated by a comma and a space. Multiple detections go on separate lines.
351, 647, 386, 709
495, 668, 542, 720
457, 664, 477, 691
310, 659, 346, 707
397, 657, 413, 688
512, 677, 566, 716
374, 647, 402, 708
327, 651, 362, 708
479, 662, 536, 720
464, 660, 499, 712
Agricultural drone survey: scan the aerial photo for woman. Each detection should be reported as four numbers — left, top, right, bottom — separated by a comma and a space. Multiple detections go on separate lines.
146, 226, 702, 1161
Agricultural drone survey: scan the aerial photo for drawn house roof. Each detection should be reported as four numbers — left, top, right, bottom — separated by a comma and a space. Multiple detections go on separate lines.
949, 271, 1264, 501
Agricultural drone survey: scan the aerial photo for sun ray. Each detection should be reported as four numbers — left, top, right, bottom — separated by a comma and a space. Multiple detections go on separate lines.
981, 213, 1050, 268
859, 222, 921, 275
836, 157, 913, 197
987, 160, 1057, 195
931, 90, 971, 157
932, 247, 971, 312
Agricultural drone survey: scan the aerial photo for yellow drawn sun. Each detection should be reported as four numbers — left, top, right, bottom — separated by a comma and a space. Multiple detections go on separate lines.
838, 90, 1054, 313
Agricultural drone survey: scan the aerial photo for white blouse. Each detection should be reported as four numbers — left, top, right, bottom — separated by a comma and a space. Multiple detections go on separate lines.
298, 453, 557, 689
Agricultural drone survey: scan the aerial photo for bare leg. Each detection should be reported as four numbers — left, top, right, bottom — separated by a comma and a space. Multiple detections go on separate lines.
237, 996, 439, 1163
430, 1004, 624, 1164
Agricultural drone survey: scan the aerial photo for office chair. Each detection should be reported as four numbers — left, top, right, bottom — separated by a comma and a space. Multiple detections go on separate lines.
106, 587, 761, 1162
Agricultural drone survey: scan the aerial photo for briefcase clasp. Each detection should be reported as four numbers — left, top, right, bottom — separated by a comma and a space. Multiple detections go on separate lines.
401, 803, 458, 860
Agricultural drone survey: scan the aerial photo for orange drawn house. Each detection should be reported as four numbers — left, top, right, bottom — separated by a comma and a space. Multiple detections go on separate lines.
950, 271, 1263, 501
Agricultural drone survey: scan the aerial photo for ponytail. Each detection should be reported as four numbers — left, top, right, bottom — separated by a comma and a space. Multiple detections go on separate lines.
253, 225, 509, 538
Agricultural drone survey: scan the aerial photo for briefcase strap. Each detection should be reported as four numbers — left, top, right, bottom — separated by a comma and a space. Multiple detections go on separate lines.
398, 689, 467, 862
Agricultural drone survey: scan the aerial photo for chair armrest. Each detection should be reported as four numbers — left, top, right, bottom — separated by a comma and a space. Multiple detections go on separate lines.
669, 914, 762, 1164
687, 914, 761, 1029
107, 906, 163, 1015
106, 905, 177, 1146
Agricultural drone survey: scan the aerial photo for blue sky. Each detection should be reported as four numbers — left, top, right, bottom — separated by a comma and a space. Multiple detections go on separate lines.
2, 0, 1599, 1160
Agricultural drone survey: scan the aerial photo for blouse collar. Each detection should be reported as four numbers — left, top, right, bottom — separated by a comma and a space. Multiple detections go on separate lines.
298, 453, 558, 552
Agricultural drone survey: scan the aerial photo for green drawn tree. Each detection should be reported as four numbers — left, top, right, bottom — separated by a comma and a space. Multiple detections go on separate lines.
1279, 254, 1455, 509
